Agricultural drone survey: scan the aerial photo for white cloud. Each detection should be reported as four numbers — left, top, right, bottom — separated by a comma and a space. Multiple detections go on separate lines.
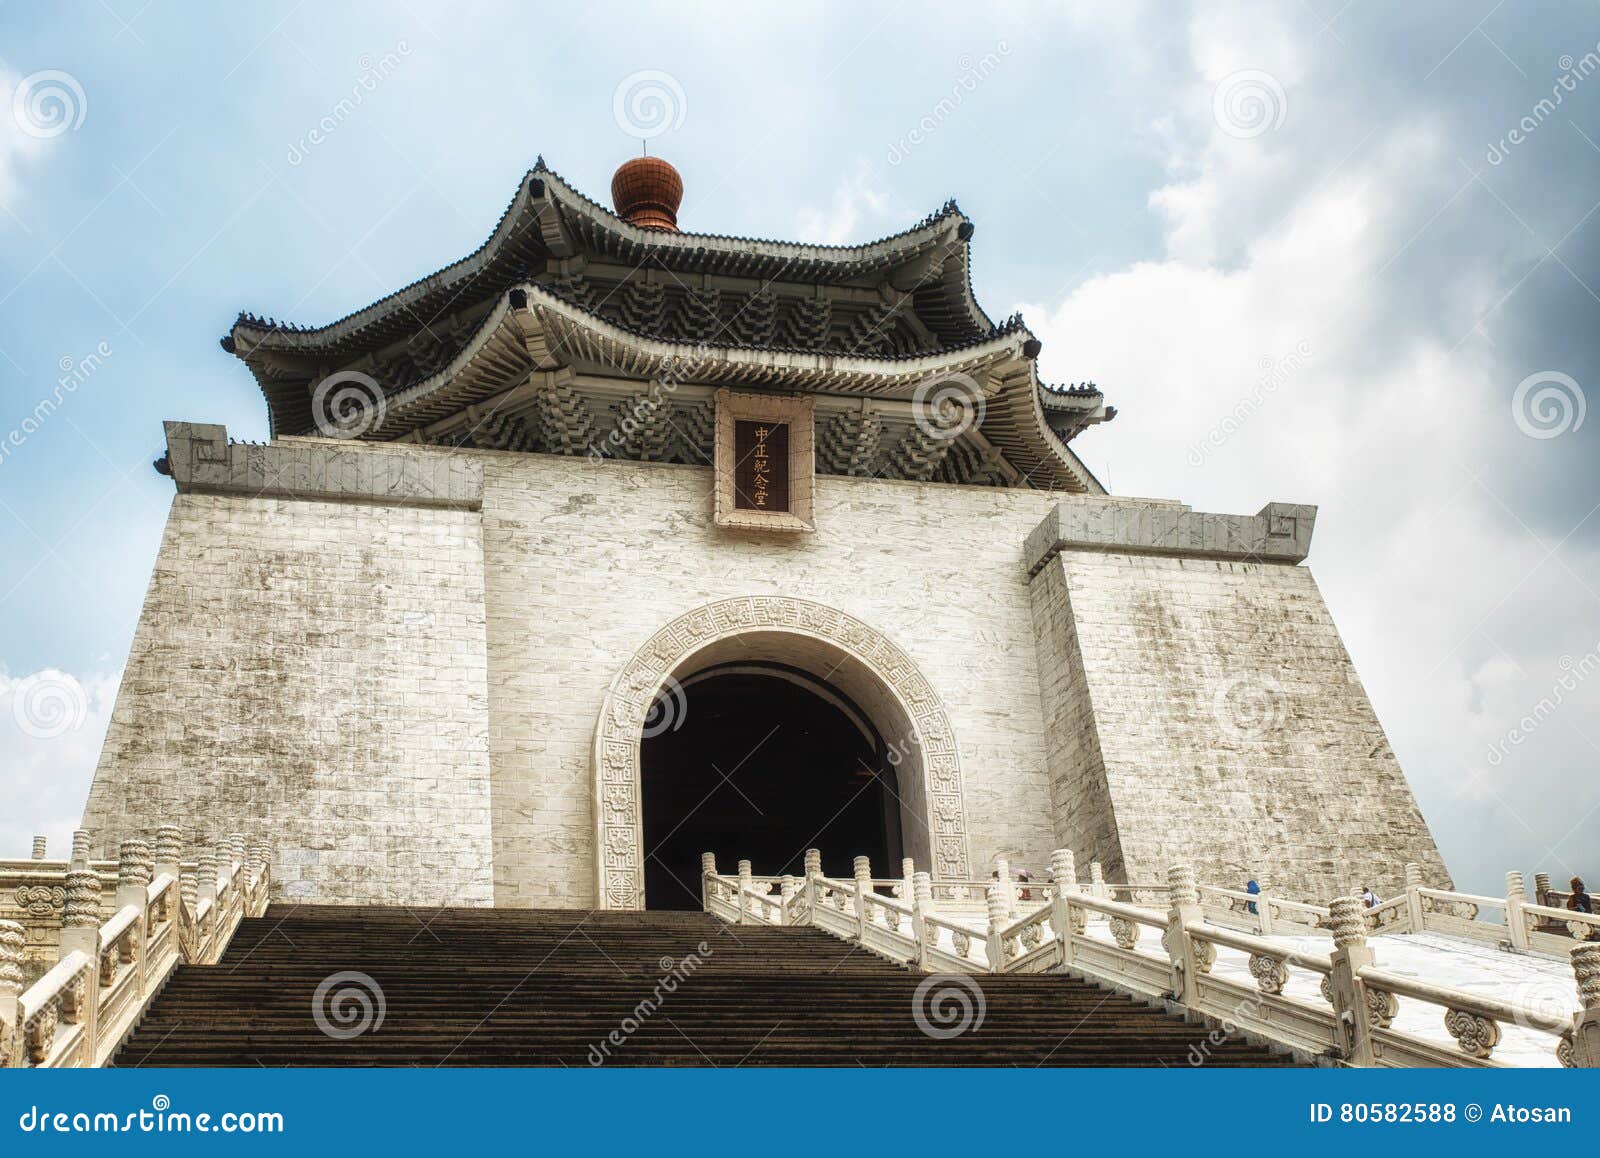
0, 666, 120, 859
794, 166, 898, 245
1021, 4, 1600, 895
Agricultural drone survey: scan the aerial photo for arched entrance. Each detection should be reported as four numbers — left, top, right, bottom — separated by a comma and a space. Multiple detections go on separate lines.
591, 597, 971, 909
641, 663, 905, 909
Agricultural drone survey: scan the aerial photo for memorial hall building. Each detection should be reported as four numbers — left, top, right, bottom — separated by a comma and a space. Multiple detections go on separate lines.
78, 155, 1450, 912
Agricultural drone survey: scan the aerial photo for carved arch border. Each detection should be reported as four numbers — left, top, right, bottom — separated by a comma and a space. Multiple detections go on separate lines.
592, 596, 971, 909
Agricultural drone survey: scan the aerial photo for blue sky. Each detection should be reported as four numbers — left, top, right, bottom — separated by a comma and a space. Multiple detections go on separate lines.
1, 1, 1597, 895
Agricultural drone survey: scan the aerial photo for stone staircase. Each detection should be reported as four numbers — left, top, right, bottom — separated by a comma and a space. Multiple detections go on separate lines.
113, 905, 1299, 1066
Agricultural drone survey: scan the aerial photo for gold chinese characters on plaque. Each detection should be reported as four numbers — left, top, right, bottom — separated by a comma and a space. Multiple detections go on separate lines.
713, 389, 815, 532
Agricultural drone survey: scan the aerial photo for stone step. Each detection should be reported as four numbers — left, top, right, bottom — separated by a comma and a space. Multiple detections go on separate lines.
113, 905, 1302, 1068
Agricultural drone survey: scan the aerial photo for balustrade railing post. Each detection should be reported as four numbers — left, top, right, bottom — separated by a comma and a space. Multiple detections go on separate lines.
993, 857, 1016, 917
197, 847, 218, 950
779, 876, 796, 926
70, 829, 90, 869
1162, 865, 1207, 1009
912, 871, 933, 971
0, 920, 24, 1069
804, 849, 822, 924
700, 852, 716, 913
30, 836, 46, 861
1089, 859, 1107, 900
1327, 896, 1381, 1066
736, 860, 753, 925
1567, 943, 1600, 1068
1255, 872, 1274, 935
1505, 870, 1531, 951
985, 886, 1008, 973
1049, 849, 1077, 970
116, 840, 152, 992
1534, 871, 1552, 909
900, 857, 914, 908
853, 856, 872, 938
60, 863, 100, 1062
1403, 862, 1425, 933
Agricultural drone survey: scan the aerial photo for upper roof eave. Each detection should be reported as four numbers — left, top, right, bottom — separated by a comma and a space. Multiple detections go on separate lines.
225, 160, 988, 357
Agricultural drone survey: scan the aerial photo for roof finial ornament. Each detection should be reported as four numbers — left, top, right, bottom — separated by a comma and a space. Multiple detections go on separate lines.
611, 153, 683, 231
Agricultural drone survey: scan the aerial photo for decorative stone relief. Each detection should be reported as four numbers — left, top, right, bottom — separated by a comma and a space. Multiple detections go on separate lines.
1108, 917, 1139, 950
1248, 953, 1289, 995
1443, 1008, 1500, 1059
13, 885, 65, 918
592, 596, 971, 908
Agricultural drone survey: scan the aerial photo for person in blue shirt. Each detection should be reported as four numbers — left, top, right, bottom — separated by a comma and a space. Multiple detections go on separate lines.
1245, 878, 1260, 915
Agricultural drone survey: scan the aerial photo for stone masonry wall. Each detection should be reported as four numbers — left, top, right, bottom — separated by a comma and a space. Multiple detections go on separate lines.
78, 431, 1450, 909
477, 451, 1140, 907
1029, 549, 1450, 901
80, 491, 494, 905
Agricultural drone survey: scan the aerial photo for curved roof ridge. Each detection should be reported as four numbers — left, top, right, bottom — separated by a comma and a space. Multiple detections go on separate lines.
226, 159, 979, 349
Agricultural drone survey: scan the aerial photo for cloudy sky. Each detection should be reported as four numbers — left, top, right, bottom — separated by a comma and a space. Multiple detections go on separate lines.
0, 2, 1595, 895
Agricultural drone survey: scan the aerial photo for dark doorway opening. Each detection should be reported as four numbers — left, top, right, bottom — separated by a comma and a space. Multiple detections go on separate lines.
641, 663, 903, 910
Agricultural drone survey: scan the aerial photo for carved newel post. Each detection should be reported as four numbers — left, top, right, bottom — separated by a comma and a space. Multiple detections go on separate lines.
1089, 859, 1107, 900
1534, 872, 1552, 908
196, 847, 218, 933
736, 859, 754, 925
30, 836, 46, 860
900, 857, 915, 905
852, 856, 872, 935
803, 848, 823, 913
1403, 862, 1425, 932
779, 876, 797, 927
1565, 943, 1600, 1068
985, 885, 1009, 972
1253, 871, 1274, 935
993, 857, 1015, 917
699, 852, 717, 911
1163, 865, 1209, 1009
70, 829, 90, 868
153, 825, 182, 881
1327, 896, 1387, 1066
116, 840, 151, 964
1049, 849, 1080, 968
0, 919, 25, 1069
1505, 870, 1531, 951
911, 871, 933, 970
228, 833, 247, 873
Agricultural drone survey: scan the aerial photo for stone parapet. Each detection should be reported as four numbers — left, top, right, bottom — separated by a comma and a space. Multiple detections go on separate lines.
1024, 500, 1316, 576
161, 422, 483, 510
